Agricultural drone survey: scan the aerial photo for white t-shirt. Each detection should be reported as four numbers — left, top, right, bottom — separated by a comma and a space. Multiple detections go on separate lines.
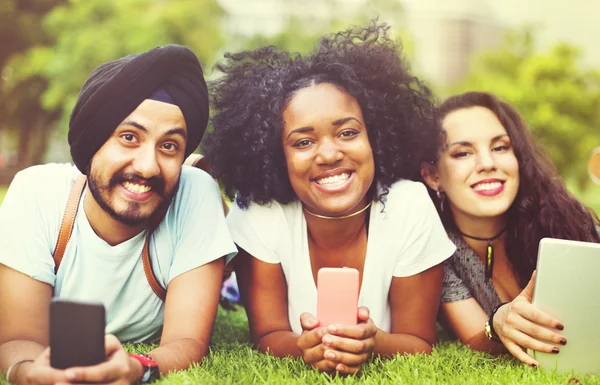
227, 180, 456, 334
0, 163, 237, 342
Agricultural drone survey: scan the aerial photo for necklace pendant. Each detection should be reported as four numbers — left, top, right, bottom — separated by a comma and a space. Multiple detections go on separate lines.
486, 243, 494, 280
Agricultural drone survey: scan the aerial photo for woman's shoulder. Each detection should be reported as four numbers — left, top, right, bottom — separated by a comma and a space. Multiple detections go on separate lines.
376, 179, 434, 217
226, 199, 303, 263
385, 179, 430, 202
445, 231, 477, 269
232, 198, 301, 217
228, 198, 302, 234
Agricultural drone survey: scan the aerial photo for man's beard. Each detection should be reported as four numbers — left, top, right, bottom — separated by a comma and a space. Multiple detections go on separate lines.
87, 168, 179, 227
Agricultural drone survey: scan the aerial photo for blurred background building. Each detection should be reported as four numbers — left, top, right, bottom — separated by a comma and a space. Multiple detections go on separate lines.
404, 0, 504, 86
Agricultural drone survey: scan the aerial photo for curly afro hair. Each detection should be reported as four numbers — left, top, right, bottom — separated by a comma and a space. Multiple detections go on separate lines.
205, 20, 442, 208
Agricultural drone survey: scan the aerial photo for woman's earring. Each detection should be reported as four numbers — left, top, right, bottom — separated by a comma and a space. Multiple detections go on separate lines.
436, 189, 445, 212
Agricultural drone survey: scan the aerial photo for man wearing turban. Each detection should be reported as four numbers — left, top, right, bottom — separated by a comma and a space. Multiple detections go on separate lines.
0, 45, 237, 384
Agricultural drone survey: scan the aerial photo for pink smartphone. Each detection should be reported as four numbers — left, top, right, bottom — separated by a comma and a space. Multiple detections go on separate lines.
317, 267, 359, 327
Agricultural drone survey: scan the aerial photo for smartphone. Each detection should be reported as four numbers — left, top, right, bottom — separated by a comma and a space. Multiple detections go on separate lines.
317, 267, 359, 327
50, 299, 106, 369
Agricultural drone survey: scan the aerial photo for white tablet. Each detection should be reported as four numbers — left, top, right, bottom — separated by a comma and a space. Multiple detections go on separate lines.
529, 237, 600, 374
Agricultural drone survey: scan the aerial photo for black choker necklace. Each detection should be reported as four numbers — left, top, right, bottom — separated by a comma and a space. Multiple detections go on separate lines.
457, 227, 507, 280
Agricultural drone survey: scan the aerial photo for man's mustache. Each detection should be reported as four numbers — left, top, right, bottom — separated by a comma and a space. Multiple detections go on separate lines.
109, 172, 166, 197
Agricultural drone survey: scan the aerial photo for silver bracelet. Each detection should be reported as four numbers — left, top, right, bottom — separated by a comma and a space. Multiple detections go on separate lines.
5, 359, 33, 384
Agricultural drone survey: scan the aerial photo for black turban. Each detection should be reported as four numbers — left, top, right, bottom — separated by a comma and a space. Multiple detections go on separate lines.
68, 44, 209, 173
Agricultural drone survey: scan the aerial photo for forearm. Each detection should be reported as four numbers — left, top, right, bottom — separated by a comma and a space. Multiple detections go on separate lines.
149, 337, 209, 375
373, 329, 433, 357
0, 340, 46, 384
463, 331, 506, 354
256, 331, 302, 358
0, 340, 45, 373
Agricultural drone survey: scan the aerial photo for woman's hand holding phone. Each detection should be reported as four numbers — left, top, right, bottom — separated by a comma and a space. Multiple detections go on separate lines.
296, 308, 377, 375
297, 312, 339, 373
321, 306, 377, 375
305, 267, 375, 375
493, 271, 566, 367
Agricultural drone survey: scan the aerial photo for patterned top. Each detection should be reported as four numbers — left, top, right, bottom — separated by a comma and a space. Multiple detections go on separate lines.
440, 231, 503, 315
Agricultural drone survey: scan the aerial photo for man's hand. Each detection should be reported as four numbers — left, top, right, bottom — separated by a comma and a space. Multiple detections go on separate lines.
62, 335, 142, 384
11, 349, 67, 385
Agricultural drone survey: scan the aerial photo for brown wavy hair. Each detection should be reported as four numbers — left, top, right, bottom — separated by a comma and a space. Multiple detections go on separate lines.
431, 91, 600, 287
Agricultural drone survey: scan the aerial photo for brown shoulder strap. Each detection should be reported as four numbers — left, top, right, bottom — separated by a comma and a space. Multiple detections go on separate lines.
53, 175, 87, 273
142, 236, 166, 301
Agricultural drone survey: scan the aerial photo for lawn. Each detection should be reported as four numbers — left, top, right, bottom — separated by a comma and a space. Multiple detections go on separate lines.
130, 307, 600, 384
1, 306, 599, 385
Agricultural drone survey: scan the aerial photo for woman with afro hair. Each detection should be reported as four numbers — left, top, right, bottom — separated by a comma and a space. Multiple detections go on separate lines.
205, 21, 456, 374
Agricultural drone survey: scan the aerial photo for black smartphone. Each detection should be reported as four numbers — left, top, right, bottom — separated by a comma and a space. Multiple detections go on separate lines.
49, 298, 106, 369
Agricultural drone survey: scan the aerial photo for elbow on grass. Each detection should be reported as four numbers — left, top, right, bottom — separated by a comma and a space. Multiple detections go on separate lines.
412, 342, 433, 356
463, 337, 503, 355
421, 344, 433, 355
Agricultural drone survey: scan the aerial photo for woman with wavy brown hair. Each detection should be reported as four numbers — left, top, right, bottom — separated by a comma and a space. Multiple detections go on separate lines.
421, 91, 599, 366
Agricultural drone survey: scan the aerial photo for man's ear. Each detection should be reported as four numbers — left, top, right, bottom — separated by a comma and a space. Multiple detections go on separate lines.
589, 146, 600, 185
420, 162, 440, 191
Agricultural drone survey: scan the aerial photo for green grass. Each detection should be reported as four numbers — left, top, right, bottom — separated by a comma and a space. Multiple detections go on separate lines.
1, 308, 599, 385
127, 308, 600, 384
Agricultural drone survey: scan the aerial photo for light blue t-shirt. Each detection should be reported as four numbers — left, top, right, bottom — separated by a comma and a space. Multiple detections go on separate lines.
0, 163, 237, 342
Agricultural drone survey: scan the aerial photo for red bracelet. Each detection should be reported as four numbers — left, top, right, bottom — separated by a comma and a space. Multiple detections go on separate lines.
129, 354, 159, 383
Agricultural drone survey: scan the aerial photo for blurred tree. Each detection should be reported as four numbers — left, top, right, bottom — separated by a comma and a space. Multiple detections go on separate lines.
450, 27, 600, 188
225, 0, 411, 58
2, 0, 225, 167
0, 0, 65, 169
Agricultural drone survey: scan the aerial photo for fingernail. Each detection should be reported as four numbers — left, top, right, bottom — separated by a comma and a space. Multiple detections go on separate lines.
557, 323, 564, 331
552, 347, 560, 354
325, 350, 335, 359
65, 370, 76, 380
336, 364, 345, 372
328, 325, 337, 333
323, 335, 333, 345
560, 338, 567, 345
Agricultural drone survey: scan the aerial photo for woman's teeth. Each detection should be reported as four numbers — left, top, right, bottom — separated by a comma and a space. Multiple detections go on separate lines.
474, 181, 502, 191
316, 173, 350, 187
123, 181, 151, 194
